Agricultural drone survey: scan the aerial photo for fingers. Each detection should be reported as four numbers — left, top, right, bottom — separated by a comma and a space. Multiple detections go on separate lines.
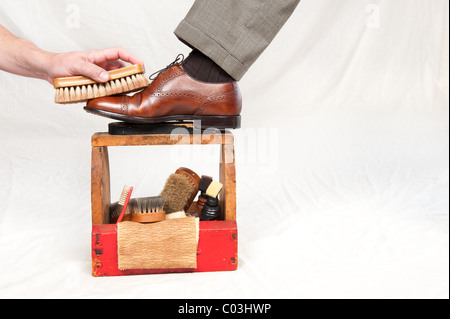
104, 60, 126, 71
91, 47, 144, 66
83, 47, 144, 81
79, 47, 143, 82
48, 48, 143, 83
78, 62, 110, 82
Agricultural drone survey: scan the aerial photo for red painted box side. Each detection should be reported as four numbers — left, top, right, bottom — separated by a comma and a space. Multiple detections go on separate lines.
91, 220, 238, 277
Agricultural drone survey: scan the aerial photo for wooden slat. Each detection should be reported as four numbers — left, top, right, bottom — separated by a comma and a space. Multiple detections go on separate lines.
91, 132, 234, 147
219, 143, 237, 221
91, 146, 111, 225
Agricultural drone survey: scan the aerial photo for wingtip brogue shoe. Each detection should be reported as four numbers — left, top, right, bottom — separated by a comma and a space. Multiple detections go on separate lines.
84, 56, 242, 129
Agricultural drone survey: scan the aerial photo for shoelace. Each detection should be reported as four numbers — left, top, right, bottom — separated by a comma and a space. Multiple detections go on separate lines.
149, 54, 185, 80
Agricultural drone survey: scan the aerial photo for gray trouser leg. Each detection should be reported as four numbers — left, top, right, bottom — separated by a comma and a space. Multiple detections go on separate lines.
174, 0, 301, 81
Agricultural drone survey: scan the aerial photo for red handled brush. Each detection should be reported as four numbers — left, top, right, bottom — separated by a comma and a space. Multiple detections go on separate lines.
116, 186, 134, 224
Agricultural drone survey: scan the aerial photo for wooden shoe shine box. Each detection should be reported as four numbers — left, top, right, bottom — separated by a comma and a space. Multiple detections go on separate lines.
89, 126, 238, 277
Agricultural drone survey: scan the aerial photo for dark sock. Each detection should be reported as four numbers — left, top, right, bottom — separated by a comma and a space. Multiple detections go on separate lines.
182, 49, 235, 83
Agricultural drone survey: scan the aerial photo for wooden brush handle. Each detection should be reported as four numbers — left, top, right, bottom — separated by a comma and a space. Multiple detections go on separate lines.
53, 64, 146, 88
175, 168, 201, 213
175, 167, 200, 184
130, 211, 166, 223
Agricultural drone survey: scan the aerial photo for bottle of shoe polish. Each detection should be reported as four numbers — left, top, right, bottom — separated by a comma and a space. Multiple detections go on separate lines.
197, 192, 208, 213
197, 175, 213, 214
200, 195, 220, 221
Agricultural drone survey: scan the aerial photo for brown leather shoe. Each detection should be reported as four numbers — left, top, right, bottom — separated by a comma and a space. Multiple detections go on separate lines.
84, 55, 242, 129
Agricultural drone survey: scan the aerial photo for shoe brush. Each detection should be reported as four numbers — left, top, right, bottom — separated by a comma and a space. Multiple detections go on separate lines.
115, 185, 134, 224
175, 167, 200, 212
205, 181, 223, 199
127, 196, 166, 223
53, 64, 148, 104
110, 196, 166, 223
160, 168, 200, 214
200, 181, 223, 221
109, 185, 130, 223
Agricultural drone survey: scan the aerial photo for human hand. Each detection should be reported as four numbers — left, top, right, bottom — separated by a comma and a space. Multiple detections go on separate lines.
45, 47, 144, 84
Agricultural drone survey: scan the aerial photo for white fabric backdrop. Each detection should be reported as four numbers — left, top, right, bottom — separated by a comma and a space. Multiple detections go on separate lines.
0, 0, 448, 299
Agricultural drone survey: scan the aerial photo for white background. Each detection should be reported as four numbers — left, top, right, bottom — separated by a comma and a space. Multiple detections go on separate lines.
0, 0, 448, 299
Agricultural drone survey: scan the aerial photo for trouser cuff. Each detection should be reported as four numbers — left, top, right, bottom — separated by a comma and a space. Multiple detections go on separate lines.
174, 20, 248, 81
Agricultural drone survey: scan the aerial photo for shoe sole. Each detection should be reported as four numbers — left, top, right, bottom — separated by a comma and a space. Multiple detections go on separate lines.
84, 107, 241, 130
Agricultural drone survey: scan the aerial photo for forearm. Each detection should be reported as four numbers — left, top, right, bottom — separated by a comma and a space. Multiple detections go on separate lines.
1, 24, 144, 84
0, 25, 53, 81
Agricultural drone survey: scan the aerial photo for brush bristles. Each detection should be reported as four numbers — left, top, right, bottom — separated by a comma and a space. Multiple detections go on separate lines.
118, 186, 132, 206
55, 73, 149, 104
205, 181, 223, 198
108, 185, 132, 222
130, 196, 165, 214
160, 174, 196, 214
198, 175, 213, 193
110, 196, 166, 221
110, 202, 122, 220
